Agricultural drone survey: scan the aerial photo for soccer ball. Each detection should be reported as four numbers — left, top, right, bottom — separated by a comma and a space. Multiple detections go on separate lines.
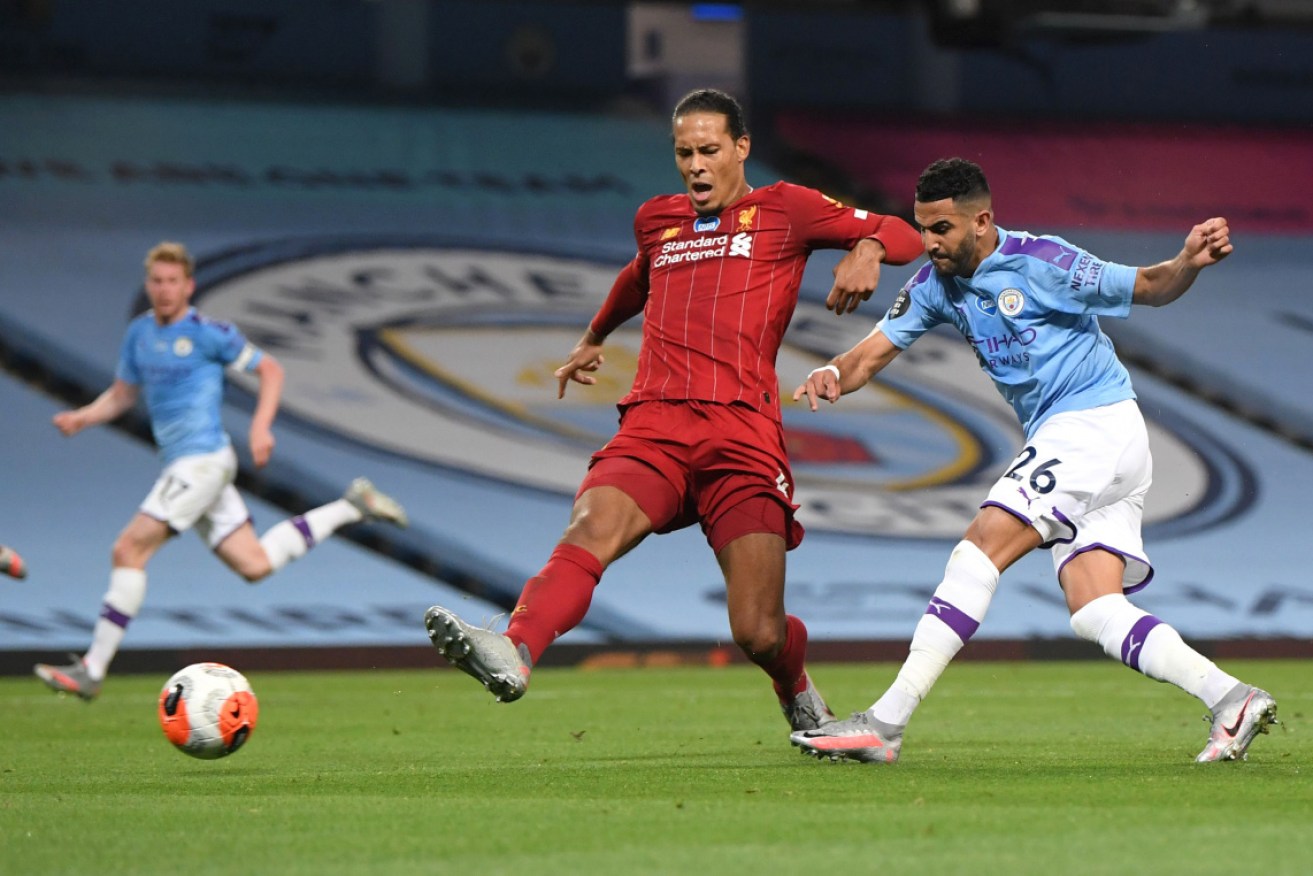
157, 662, 259, 759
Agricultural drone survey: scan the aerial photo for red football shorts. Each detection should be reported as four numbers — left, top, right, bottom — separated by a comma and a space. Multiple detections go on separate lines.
579, 400, 804, 553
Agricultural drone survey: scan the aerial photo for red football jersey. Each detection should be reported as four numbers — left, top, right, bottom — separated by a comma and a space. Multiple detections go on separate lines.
611, 181, 919, 419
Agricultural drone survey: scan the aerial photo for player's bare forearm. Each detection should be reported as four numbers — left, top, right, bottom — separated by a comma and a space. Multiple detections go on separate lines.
827, 238, 886, 315
249, 356, 283, 463
1133, 217, 1232, 307
554, 329, 606, 399
792, 328, 900, 411
53, 380, 137, 436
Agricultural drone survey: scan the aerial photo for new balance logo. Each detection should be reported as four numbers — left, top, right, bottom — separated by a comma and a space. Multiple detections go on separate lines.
775, 471, 790, 497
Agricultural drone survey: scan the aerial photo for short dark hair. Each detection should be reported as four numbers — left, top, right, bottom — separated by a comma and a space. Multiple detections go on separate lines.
672, 88, 748, 140
916, 158, 989, 204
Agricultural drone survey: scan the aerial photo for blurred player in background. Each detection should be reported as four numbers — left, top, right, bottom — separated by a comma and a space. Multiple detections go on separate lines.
1, 544, 26, 579
34, 241, 409, 701
791, 158, 1276, 764
423, 88, 922, 732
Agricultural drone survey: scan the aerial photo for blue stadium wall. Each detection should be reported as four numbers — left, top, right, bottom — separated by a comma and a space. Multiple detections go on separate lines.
2, 3, 1311, 670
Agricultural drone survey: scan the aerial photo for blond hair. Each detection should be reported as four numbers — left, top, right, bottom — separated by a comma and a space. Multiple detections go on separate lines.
144, 241, 194, 279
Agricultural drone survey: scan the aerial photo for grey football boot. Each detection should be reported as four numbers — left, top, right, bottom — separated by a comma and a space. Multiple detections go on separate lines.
791, 709, 904, 764
424, 605, 531, 702
1195, 683, 1278, 763
781, 674, 837, 732
34, 654, 102, 701
344, 477, 409, 528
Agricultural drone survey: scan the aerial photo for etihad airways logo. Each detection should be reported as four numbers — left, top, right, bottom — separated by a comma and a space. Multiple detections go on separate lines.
187, 238, 1251, 540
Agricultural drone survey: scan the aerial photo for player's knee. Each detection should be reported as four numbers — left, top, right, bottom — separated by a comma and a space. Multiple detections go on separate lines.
562, 506, 605, 543
110, 539, 131, 568
561, 505, 635, 563
227, 552, 273, 583
111, 536, 148, 569
730, 617, 786, 661
239, 557, 274, 583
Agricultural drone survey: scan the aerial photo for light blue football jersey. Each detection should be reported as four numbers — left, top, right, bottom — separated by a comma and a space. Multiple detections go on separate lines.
877, 227, 1139, 438
116, 307, 263, 463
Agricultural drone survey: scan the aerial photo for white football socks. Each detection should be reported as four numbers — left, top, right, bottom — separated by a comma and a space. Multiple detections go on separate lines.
1069, 593, 1239, 709
258, 499, 362, 572
83, 567, 147, 681
872, 540, 1000, 726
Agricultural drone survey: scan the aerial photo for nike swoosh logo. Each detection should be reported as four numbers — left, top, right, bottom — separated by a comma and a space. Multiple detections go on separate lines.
1222, 692, 1254, 737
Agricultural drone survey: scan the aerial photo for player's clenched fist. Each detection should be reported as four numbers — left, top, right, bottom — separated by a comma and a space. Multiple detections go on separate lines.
1188, 217, 1232, 267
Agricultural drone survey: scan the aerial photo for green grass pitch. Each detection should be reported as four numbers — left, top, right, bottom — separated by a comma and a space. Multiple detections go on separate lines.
2, 659, 1308, 875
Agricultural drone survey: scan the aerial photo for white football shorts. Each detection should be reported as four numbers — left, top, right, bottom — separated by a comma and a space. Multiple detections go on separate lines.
139, 445, 251, 549
982, 399, 1153, 592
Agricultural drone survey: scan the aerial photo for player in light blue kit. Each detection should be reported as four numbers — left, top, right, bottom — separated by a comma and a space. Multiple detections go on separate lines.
34, 242, 409, 701
790, 159, 1277, 764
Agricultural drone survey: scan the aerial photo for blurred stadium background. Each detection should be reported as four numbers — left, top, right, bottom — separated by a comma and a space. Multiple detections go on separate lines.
2, 0, 1311, 675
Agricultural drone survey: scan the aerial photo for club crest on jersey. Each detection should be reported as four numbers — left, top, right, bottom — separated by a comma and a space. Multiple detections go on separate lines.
692, 217, 719, 233
736, 206, 757, 232
998, 288, 1026, 317
661, 226, 681, 240
172, 337, 194, 357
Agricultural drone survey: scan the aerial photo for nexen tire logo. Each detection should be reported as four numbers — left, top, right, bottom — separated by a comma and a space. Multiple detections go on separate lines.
191, 238, 1252, 540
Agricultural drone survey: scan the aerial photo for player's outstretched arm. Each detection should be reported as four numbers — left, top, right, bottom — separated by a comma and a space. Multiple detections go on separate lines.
52, 379, 138, 437
248, 354, 284, 467
556, 257, 648, 399
1133, 217, 1233, 307
792, 328, 901, 412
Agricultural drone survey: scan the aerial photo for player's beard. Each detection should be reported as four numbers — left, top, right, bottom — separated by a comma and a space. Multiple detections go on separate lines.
930, 235, 977, 277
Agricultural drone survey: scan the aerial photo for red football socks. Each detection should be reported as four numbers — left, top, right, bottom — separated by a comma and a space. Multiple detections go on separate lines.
505, 543, 604, 665
762, 614, 810, 701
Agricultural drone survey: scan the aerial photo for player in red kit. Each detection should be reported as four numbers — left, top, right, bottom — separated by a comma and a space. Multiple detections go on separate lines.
424, 89, 921, 735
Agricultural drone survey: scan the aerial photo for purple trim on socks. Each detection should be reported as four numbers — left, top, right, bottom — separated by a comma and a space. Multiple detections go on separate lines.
292, 515, 316, 548
100, 604, 132, 628
1121, 615, 1162, 671
925, 597, 980, 642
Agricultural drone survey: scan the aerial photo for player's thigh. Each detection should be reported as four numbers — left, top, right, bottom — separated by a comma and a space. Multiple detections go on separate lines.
211, 520, 268, 581
1051, 497, 1152, 595
140, 448, 237, 535
717, 530, 789, 645
963, 504, 1043, 572
1057, 546, 1130, 613
566, 476, 661, 565
983, 400, 1149, 549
